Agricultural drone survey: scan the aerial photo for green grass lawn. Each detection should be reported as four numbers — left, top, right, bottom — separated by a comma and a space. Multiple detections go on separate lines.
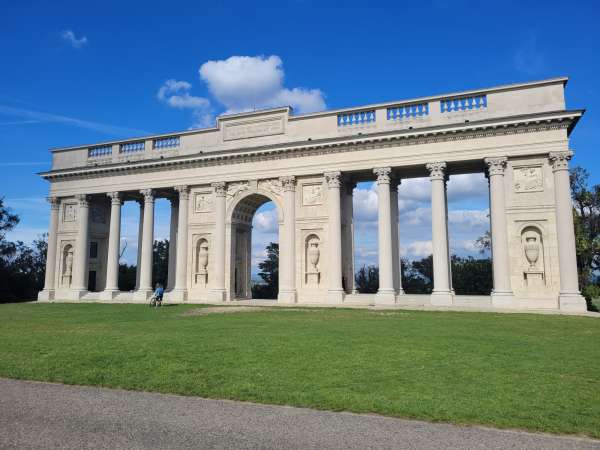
1, 303, 599, 437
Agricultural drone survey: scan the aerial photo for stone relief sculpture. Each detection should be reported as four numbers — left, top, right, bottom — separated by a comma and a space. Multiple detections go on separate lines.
61, 244, 74, 286
258, 178, 283, 196
195, 239, 209, 286
521, 226, 545, 288
302, 184, 323, 205
514, 167, 543, 192
194, 193, 213, 213
63, 203, 77, 222
227, 182, 249, 198
305, 234, 321, 286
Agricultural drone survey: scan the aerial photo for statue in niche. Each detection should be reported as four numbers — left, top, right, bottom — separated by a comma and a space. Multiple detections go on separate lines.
62, 244, 74, 286
195, 239, 209, 285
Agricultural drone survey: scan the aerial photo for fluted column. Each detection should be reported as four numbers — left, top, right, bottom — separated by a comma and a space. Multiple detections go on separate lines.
135, 189, 154, 298
426, 162, 453, 305
373, 167, 396, 304
39, 197, 60, 301
391, 178, 404, 295
209, 182, 227, 302
71, 194, 90, 298
325, 171, 344, 303
172, 186, 190, 302
135, 200, 144, 290
342, 180, 357, 294
167, 197, 178, 290
102, 192, 122, 299
549, 151, 587, 311
485, 158, 514, 307
279, 176, 297, 303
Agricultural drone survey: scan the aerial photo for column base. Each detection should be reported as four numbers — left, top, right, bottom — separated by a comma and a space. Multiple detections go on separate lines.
67, 289, 88, 301
491, 291, 515, 309
278, 290, 297, 304
375, 289, 396, 305
37, 290, 55, 302
207, 289, 227, 302
326, 290, 345, 304
558, 292, 587, 312
133, 289, 152, 302
100, 289, 120, 301
396, 288, 405, 295
168, 289, 188, 303
430, 291, 453, 306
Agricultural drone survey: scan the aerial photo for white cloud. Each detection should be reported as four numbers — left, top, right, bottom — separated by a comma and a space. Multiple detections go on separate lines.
61, 30, 87, 49
253, 209, 278, 233
157, 79, 210, 110
448, 209, 489, 229
199, 55, 326, 114
401, 240, 433, 259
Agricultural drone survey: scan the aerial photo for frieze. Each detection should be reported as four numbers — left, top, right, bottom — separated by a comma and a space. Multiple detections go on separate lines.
223, 117, 284, 141
258, 179, 283, 196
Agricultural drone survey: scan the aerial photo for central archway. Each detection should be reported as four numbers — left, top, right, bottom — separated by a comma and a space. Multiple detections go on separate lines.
228, 191, 282, 300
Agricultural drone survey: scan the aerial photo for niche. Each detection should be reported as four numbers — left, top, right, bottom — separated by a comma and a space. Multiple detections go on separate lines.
521, 226, 545, 289
61, 244, 74, 287
195, 238, 209, 286
305, 234, 321, 286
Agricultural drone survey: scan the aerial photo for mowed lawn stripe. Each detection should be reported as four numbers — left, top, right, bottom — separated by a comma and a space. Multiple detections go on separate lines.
0, 303, 598, 437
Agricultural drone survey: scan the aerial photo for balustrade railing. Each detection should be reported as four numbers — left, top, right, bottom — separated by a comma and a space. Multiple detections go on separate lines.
119, 141, 145, 154
387, 103, 429, 121
88, 145, 112, 158
440, 95, 487, 113
153, 136, 180, 149
337, 110, 376, 127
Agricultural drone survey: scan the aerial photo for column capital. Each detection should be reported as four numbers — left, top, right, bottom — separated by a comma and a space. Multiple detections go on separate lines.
106, 192, 122, 205
75, 194, 90, 207
175, 185, 190, 200
212, 182, 227, 197
549, 151, 573, 172
140, 189, 154, 203
324, 171, 342, 188
47, 196, 60, 210
373, 167, 392, 185
426, 161, 447, 180
279, 176, 296, 192
484, 157, 508, 177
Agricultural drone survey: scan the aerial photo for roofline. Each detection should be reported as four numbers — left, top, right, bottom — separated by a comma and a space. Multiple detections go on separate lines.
49, 76, 569, 153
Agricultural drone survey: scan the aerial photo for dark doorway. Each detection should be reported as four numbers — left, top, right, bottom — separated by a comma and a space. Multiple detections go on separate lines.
88, 270, 97, 292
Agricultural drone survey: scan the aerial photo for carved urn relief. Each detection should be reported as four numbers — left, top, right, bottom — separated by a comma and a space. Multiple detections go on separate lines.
524, 236, 540, 269
195, 239, 209, 286
305, 235, 321, 286
521, 227, 545, 289
308, 242, 320, 272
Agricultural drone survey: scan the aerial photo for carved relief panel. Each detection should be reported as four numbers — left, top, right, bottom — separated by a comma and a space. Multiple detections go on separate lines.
63, 203, 77, 222
514, 166, 543, 193
194, 192, 213, 213
302, 183, 324, 206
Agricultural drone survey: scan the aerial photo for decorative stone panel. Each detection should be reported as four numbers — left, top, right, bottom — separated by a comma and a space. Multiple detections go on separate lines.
514, 166, 543, 193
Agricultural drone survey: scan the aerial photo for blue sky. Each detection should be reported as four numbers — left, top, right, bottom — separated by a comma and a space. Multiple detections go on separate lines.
1, 0, 599, 272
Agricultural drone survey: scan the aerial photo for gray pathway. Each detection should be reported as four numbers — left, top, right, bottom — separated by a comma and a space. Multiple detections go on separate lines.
0, 378, 598, 450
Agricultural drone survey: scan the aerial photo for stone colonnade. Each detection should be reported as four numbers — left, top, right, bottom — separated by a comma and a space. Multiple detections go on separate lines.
40, 151, 584, 309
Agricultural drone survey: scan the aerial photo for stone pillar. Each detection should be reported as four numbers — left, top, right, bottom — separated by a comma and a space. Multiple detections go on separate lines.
484, 157, 514, 307
135, 200, 144, 290
208, 182, 227, 302
549, 151, 587, 311
167, 196, 178, 291
172, 186, 190, 302
101, 192, 122, 299
373, 167, 396, 304
135, 189, 154, 300
278, 176, 297, 303
325, 171, 344, 303
38, 196, 60, 301
70, 194, 90, 299
391, 178, 404, 295
426, 162, 453, 305
342, 180, 357, 294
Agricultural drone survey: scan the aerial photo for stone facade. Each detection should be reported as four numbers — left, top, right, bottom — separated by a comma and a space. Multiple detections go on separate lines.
37, 77, 587, 312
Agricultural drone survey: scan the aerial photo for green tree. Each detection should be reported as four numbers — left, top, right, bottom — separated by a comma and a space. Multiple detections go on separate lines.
118, 263, 137, 291
252, 242, 278, 299
451, 255, 492, 295
152, 239, 170, 287
355, 265, 379, 293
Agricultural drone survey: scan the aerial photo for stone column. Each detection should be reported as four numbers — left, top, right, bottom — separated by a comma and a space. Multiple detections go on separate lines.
135, 189, 154, 300
278, 176, 297, 303
426, 162, 453, 305
208, 182, 227, 302
374, 167, 396, 304
38, 196, 60, 301
101, 192, 122, 299
172, 186, 190, 302
342, 180, 357, 294
549, 151, 587, 311
167, 196, 178, 290
325, 171, 344, 303
135, 200, 144, 290
484, 157, 514, 307
391, 178, 404, 295
70, 194, 90, 299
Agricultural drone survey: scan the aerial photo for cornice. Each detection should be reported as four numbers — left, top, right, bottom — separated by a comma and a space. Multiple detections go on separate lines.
40, 110, 580, 182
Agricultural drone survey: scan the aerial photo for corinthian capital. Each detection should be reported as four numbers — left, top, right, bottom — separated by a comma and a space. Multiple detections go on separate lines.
549, 151, 573, 172
75, 194, 90, 207
324, 171, 342, 189
106, 192, 122, 205
279, 176, 296, 192
47, 196, 60, 210
373, 167, 392, 185
212, 182, 227, 197
484, 157, 507, 177
175, 185, 190, 200
426, 161, 447, 180
140, 189, 154, 203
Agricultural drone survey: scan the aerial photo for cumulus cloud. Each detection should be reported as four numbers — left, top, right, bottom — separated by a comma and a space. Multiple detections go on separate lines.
157, 79, 210, 109
253, 209, 278, 233
199, 55, 326, 114
61, 30, 87, 49
401, 240, 433, 259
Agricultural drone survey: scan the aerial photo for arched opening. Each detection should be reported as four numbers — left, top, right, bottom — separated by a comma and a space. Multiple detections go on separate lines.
229, 193, 280, 300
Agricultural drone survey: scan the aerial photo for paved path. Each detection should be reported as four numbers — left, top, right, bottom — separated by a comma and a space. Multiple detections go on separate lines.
1, 378, 598, 450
